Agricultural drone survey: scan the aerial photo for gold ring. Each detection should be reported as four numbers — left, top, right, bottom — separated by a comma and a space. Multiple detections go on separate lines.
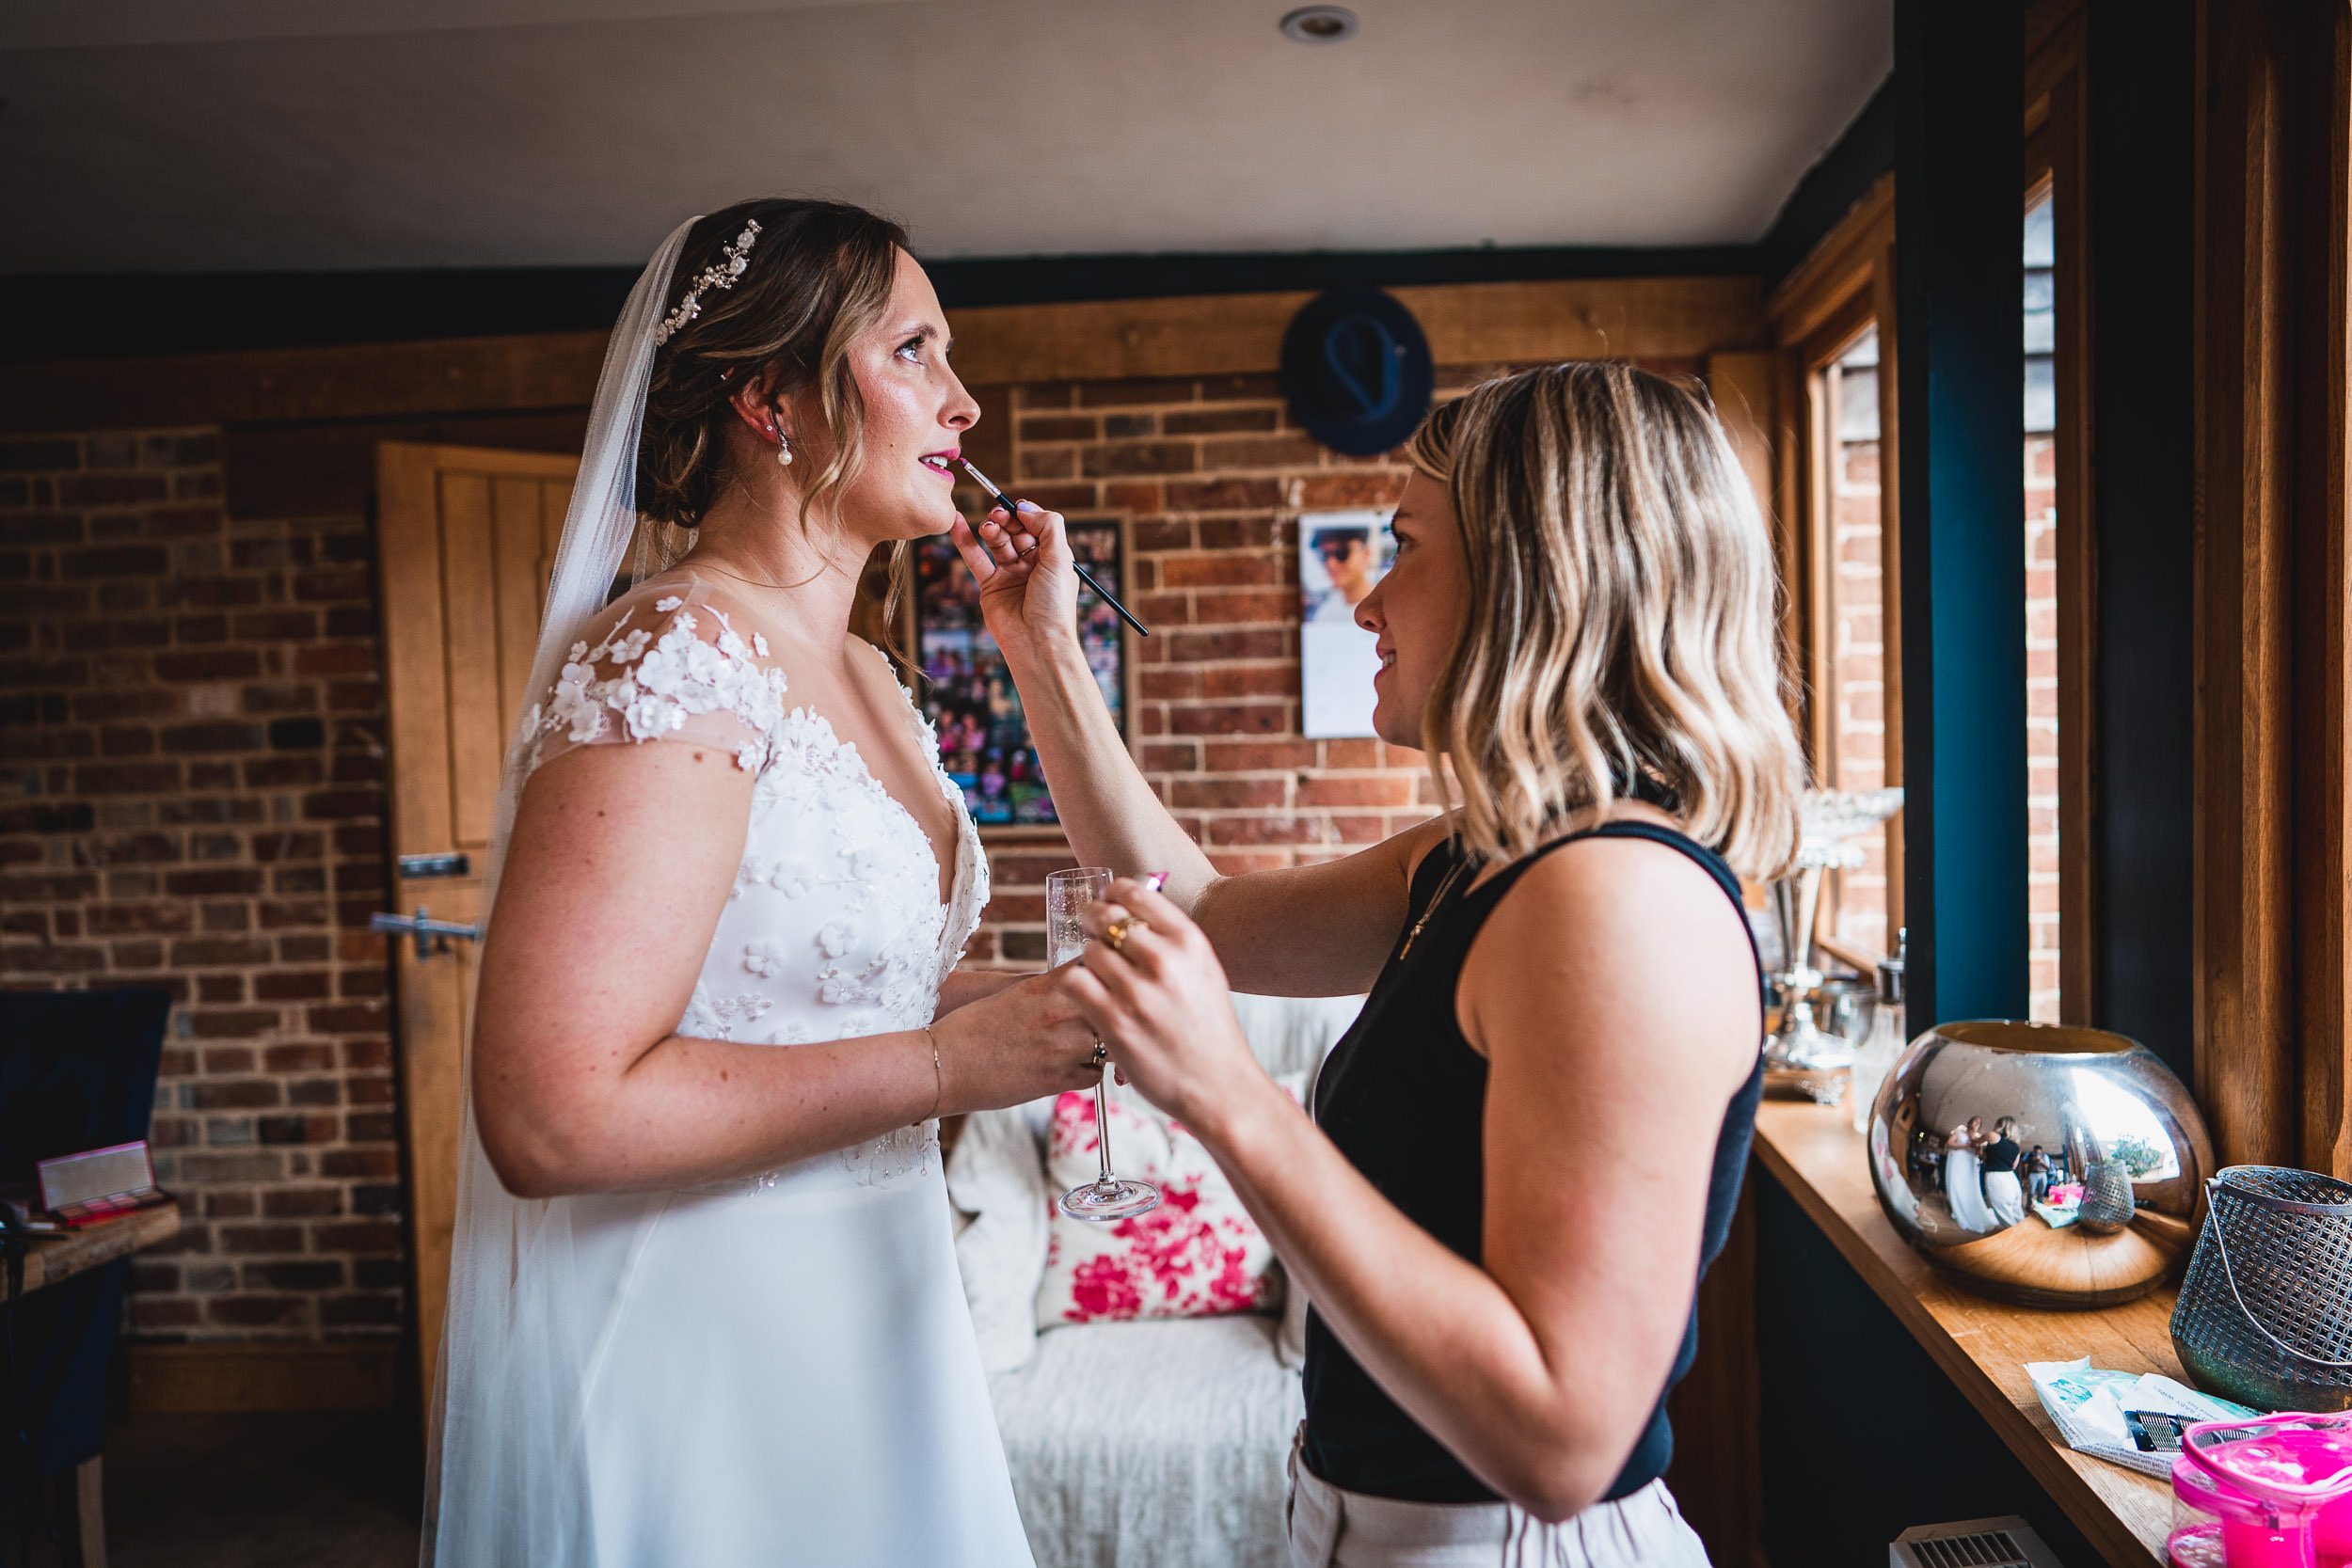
1104, 915, 1150, 953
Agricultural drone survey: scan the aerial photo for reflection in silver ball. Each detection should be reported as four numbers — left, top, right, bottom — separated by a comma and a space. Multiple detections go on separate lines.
1866, 1020, 2213, 1308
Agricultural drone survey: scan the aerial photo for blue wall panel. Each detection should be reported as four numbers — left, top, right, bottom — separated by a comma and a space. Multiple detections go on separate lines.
1894, 1, 2030, 1026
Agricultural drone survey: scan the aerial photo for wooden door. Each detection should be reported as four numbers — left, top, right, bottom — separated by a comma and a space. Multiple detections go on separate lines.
375, 441, 578, 1399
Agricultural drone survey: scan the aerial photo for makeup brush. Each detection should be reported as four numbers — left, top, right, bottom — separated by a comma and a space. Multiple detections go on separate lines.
959, 459, 1151, 637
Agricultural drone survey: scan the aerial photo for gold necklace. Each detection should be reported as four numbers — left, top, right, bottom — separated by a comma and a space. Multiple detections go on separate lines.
684, 557, 793, 593
1399, 851, 1475, 958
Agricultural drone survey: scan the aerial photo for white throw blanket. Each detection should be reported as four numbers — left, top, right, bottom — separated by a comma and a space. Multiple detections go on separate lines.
990, 1316, 1304, 1568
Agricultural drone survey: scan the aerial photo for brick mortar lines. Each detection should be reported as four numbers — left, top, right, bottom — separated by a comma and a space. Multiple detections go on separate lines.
1, 428, 405, 1343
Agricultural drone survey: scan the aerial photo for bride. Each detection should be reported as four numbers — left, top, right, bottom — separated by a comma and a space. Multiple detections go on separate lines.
425, 198, 1097, 1566
1943, 1115, 1995, 1233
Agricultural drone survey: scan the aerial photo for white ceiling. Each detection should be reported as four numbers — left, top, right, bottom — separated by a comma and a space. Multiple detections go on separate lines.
0, 0, 1890, 273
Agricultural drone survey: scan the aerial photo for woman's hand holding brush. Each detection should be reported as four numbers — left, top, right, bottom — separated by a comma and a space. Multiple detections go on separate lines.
948, 496, 1073, 662
952, 460, 1150, 638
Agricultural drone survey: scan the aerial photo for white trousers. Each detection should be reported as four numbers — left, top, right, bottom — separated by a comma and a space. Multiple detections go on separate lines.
1285, 1430, 1712, 1568
1984, 1170, 2027, 1227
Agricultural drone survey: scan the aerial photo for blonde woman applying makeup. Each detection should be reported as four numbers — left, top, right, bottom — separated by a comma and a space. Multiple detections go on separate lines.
954, 365, 1802, 1566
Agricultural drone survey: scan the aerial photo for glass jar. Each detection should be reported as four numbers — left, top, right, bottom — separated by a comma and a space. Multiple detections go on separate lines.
2170, 1452, 2313, 1567
2169, 1417, 2352, 1568
1849, 928, 1907, 1134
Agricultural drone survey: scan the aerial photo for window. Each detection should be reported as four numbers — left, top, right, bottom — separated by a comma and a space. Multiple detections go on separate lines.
1765, 172, 1898, 969
2024, 190, 2060, 1021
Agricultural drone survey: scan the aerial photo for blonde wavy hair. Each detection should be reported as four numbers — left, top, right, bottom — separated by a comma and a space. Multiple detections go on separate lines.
1406, 362, 1804, 879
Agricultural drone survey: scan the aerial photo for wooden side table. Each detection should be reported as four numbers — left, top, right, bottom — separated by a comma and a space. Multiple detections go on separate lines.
4, 1200, 182, 1568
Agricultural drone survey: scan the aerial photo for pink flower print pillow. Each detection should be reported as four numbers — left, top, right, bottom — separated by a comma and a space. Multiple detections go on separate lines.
1035, 1077, 1300, 1328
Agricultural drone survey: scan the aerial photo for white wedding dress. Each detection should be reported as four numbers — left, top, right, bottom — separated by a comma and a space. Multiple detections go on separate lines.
1943, 1139, 1996, 1234
432, 572, 1035, 1567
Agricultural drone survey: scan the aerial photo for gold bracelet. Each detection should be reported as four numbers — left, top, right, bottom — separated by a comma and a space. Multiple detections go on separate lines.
918, 1025, 943, 1125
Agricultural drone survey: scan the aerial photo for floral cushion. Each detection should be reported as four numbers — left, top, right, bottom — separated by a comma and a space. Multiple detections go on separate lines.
1036, 1078, 1300, 1328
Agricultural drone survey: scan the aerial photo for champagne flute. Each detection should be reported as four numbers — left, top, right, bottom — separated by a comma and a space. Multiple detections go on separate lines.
1049, 867, 1161, 1222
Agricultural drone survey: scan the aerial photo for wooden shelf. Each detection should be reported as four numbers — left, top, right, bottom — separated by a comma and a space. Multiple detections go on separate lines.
1753, 1101, 2175, 1568
1, 1200, 182, 1300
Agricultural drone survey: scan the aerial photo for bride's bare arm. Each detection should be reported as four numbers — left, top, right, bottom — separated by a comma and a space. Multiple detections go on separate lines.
954, 506, 1434, 996
471, 739, 1096, 1199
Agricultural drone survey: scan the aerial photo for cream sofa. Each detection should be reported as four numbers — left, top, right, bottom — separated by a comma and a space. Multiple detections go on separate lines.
947, 993, 1363, 1568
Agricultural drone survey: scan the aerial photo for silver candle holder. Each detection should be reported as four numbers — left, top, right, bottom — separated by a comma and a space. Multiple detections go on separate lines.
1764, 787, 1904, 1101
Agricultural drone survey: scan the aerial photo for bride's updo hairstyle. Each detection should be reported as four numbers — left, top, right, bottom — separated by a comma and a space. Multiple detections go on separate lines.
637, 197, 911, 533
1406, 362, 1804, 879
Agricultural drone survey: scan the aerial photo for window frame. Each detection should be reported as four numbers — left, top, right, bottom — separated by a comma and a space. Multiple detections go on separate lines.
2026, 4, 2097, 1026
1800, 302, 1895, 961
2193, 0, 2352, 1175
1767, 175, 1902, 974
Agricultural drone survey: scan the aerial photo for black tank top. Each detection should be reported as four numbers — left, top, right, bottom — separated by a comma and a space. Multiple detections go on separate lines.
1302, 821, 1766, 1503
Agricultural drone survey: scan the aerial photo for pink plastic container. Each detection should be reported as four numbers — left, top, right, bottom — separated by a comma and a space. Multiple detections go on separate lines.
2168, 1415, 2352, 1568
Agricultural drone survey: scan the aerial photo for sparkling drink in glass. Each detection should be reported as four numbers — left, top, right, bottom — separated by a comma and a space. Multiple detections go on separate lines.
1048, 867, 1160, 1222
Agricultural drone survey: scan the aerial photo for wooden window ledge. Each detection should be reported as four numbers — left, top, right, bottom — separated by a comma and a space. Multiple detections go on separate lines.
1753, 1100, 2176, 1566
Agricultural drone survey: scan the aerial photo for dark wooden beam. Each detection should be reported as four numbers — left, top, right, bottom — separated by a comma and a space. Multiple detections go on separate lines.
2088, 0, 2199, 1082
2192, 0, 2352, 1173
0, 332, 609, 435
2289, 5, 2352, 1180
0, 277, 1767, 437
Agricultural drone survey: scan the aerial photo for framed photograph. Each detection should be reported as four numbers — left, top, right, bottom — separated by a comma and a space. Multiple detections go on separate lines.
1298, 507, 1394, 738
912, 522, 1128, 831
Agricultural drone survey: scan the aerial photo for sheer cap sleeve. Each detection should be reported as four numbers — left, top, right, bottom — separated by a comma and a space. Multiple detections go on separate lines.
521, 580, 788, 779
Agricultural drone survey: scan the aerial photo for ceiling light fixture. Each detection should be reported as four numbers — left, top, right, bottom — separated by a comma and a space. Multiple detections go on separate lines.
1279, 6, 1359, 44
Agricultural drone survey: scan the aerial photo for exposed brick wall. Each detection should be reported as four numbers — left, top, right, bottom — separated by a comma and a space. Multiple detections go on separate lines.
1824, 428, 1891, 958
0, 429, 403, 1344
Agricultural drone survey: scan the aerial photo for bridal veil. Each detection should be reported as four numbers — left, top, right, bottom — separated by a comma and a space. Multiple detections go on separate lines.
422, 217, 695, 1567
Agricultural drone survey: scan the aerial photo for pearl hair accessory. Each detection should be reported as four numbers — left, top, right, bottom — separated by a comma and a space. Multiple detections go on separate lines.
652, 218, 762, 346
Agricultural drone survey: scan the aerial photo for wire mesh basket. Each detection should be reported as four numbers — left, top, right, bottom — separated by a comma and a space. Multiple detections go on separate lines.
2169, 1165, 2352, 1412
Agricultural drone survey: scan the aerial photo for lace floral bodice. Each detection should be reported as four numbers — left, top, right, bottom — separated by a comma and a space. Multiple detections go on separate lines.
518, 575, 988, 1190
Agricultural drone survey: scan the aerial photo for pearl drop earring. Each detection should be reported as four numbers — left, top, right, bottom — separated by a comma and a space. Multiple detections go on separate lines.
771, 424, 792, 467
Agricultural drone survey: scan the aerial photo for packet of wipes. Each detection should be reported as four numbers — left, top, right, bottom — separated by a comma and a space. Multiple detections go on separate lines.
2024, 1357, 2263, 1479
